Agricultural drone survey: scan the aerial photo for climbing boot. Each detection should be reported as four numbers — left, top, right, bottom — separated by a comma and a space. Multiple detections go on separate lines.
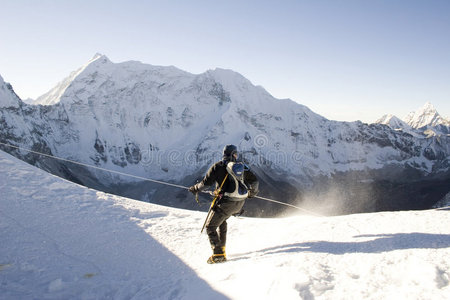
207, 254, 227, 264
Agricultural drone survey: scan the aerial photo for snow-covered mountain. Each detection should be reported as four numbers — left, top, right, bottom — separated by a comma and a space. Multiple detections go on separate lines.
376, 102, 450, 137
375, 114, 412, 131
404, 102, 450, 129
1, 147, 450, 299
0, 75, 21, 108
1, 54, 450, 215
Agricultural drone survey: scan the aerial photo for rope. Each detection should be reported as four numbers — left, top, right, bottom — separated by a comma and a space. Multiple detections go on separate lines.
254, 195, 323, 217
0, 141, 322, 216
0, 142, 188, 191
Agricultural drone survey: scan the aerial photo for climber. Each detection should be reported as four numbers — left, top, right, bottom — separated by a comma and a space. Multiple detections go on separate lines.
189, 144, 259, 264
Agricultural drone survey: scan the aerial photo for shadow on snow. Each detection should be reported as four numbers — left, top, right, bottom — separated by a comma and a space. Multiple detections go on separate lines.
232, 232, 450, 260
0, 152, 229, 300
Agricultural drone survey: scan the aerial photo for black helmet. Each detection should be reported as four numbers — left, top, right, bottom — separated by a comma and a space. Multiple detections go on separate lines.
223, 144, 238, 158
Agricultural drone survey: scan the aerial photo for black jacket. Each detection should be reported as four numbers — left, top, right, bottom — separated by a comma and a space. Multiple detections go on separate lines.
195, 160, 259, 199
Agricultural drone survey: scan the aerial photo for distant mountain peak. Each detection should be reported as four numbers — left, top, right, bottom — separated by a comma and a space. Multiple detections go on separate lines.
374, 102, 450, 136
422, 101, 436, 111
376, 114, 397, 124
34, 54, 114, 105
403, 102, 448, 129
375, 114, 411, 131
0, 75, 21, 108
88, 53, 111, 65
92, 52, 104, 60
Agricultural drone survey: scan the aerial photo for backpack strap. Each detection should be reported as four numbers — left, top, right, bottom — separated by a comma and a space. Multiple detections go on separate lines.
224, 162, 249, 199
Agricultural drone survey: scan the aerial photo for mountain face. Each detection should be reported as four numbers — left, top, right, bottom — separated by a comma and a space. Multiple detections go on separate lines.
0, 76, 21, 108
1, 55, 450, 216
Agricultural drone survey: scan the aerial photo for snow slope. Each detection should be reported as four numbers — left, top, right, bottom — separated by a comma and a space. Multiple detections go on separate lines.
1, 150, 449, 299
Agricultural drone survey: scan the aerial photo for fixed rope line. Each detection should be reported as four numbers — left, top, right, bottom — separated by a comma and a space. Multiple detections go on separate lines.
0, 141, 322, 216
254, 195, 323, 217
0, 141, 188, 191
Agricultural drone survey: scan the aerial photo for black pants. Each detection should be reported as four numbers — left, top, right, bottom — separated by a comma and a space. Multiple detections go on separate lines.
206, 199, 245, 254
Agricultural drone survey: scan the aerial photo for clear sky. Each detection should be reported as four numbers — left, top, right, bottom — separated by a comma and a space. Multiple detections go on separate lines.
1, 0, 449, 123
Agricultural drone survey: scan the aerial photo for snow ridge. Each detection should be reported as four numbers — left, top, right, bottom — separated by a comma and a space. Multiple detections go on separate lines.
34, 54, 110, 105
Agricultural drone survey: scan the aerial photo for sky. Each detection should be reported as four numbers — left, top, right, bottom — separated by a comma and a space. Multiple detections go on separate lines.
0, 0, 449, 123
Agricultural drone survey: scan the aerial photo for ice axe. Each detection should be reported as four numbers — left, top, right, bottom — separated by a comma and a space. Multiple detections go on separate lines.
200, 174, 228, 234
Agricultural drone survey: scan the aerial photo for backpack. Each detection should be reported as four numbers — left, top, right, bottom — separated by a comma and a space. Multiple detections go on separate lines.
223, 161, 249, 199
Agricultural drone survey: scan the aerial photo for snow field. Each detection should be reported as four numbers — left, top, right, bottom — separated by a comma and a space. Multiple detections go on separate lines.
1, 150, 449, 299
122, 188, 450, 299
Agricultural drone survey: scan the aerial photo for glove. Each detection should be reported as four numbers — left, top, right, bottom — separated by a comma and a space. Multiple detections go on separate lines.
233, 209, 245, 217
248, 190, 257, 198
188, 185, 200, 195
